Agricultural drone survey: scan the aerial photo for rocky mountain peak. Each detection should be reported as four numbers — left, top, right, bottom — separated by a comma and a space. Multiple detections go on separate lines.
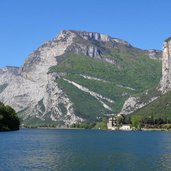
19, 30, 77, 81
56, 30, 131, 46
19, 30, 132, 77
0, 30, 162, 126
51, 30, 131, 59
71, 30, 111, 42
53, 30, 76, 43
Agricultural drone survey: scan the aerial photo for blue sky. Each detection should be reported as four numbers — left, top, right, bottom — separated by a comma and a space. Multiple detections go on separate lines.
0, 0, 171, 67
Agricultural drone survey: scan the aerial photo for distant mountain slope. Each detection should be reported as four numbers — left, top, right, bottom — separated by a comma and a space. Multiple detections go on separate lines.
130, 91, 171, 120
49, 50, 161, 122
128, 37, 171, 120
0, 30, 162, 126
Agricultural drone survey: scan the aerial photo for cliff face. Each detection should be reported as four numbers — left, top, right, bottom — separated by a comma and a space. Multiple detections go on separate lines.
120, 38, 171, 115
159, 38, 171, 93
0, 30, 162, 126
0, 30, 82, 126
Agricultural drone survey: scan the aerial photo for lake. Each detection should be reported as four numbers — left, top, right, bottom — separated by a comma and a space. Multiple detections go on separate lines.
0, 129, 171, 171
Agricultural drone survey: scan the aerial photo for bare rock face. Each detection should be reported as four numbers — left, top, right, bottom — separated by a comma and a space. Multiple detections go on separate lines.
146, 49, 162, 60
2, 30, 129, 125
0, 30, 161, 124
119, 95, 159, 115
74, 30, 111, 42
0, 30, 85, 126
119, 97, 141, 115
119, 39, 167, 115
65, 30, 131, 59
19, 30, 77, 81
66, 43, 102, 58
159, 38, 171, 93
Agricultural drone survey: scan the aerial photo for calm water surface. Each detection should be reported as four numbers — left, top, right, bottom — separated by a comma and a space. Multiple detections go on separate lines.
0, 129, 171, 171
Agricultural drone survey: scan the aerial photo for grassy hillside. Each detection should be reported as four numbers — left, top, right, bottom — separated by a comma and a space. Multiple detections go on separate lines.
130, 91, 171, 120
51, 50, 161, 91
58, 78, 110, 120
49, 46, 161, 121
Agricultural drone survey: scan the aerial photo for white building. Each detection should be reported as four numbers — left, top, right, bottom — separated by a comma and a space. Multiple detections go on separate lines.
107, 115, 132, 131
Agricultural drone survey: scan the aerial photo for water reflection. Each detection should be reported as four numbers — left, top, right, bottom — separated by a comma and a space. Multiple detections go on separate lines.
0, 129, 171, 171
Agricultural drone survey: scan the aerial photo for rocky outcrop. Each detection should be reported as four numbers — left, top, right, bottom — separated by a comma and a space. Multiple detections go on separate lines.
119, 96, 159, 115
119, 97, 143, 115
0, 66, 19, 75
159, 37, 171, 93
19, 30, 76, 81
2, 30, 128, 125
146, 49, 162, 60
0, 30, 84, 126
66, 43, 102, 58
65, 30, 131, 59
71, 30, 131, 46
120, 39, 168, 115
0, 30, 162, 125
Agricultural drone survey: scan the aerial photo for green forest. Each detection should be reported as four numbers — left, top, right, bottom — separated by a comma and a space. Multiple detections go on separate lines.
0, 102, 20, 131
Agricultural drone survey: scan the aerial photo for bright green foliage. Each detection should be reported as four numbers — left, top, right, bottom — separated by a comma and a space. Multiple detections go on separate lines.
0, 102, 20, 131
50, 52, 161, 91
65, 74, 131, 113
71, 117, 107, 130
94, 117, 108, 130
48, 38, 162, 123
131, 91, 171, 120
49, 49, 161, 121
131, 115, 142, 129
58, 78, 110, 120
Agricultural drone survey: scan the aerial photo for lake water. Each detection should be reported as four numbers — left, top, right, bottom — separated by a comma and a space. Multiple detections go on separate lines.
0, 129, 171, 171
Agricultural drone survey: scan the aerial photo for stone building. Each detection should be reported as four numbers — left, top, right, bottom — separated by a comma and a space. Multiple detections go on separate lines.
107, 114, 131, 130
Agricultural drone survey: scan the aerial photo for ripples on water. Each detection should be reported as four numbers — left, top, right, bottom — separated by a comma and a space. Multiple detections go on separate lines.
0, 129, 171, 171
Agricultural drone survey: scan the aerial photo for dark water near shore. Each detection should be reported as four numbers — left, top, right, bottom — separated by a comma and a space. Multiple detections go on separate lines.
0, 129, 171, 171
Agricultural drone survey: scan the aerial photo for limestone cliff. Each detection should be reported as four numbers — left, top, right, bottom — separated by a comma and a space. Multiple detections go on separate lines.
120, 38, 170, 115
159, 37, 171, 93
0, 30, 162, 125
0, 30, 82, 126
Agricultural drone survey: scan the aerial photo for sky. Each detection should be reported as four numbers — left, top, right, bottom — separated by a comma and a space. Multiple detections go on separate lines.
0, 0, 171, 67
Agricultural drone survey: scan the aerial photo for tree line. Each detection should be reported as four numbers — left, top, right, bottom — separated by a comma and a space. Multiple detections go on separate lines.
0, 102, 20, 131
126, 115, 171, 129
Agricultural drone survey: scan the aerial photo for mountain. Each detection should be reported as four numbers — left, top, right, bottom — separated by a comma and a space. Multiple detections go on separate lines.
159, 37, 171, 92
0, 30, 162, 127
130, 90, 171, 120
129, 37, 171, 120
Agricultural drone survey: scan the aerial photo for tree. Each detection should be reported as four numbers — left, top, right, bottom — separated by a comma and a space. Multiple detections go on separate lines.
0, 102, 20, 131
116, 115, 125, 127
131, 115, 142, 129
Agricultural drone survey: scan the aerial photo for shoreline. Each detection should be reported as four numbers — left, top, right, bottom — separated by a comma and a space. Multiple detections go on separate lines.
20, 127, 171, 131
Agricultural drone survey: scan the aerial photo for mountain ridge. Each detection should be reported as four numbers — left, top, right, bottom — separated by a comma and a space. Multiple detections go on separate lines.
0, 30, 162, 126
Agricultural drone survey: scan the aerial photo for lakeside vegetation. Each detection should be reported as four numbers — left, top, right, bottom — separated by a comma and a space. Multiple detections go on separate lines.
126, 115, 171, 130
21, 115, 171, 131
0, 102, 20, 131
124, 90, 171, 130
70, 118, 108, 130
